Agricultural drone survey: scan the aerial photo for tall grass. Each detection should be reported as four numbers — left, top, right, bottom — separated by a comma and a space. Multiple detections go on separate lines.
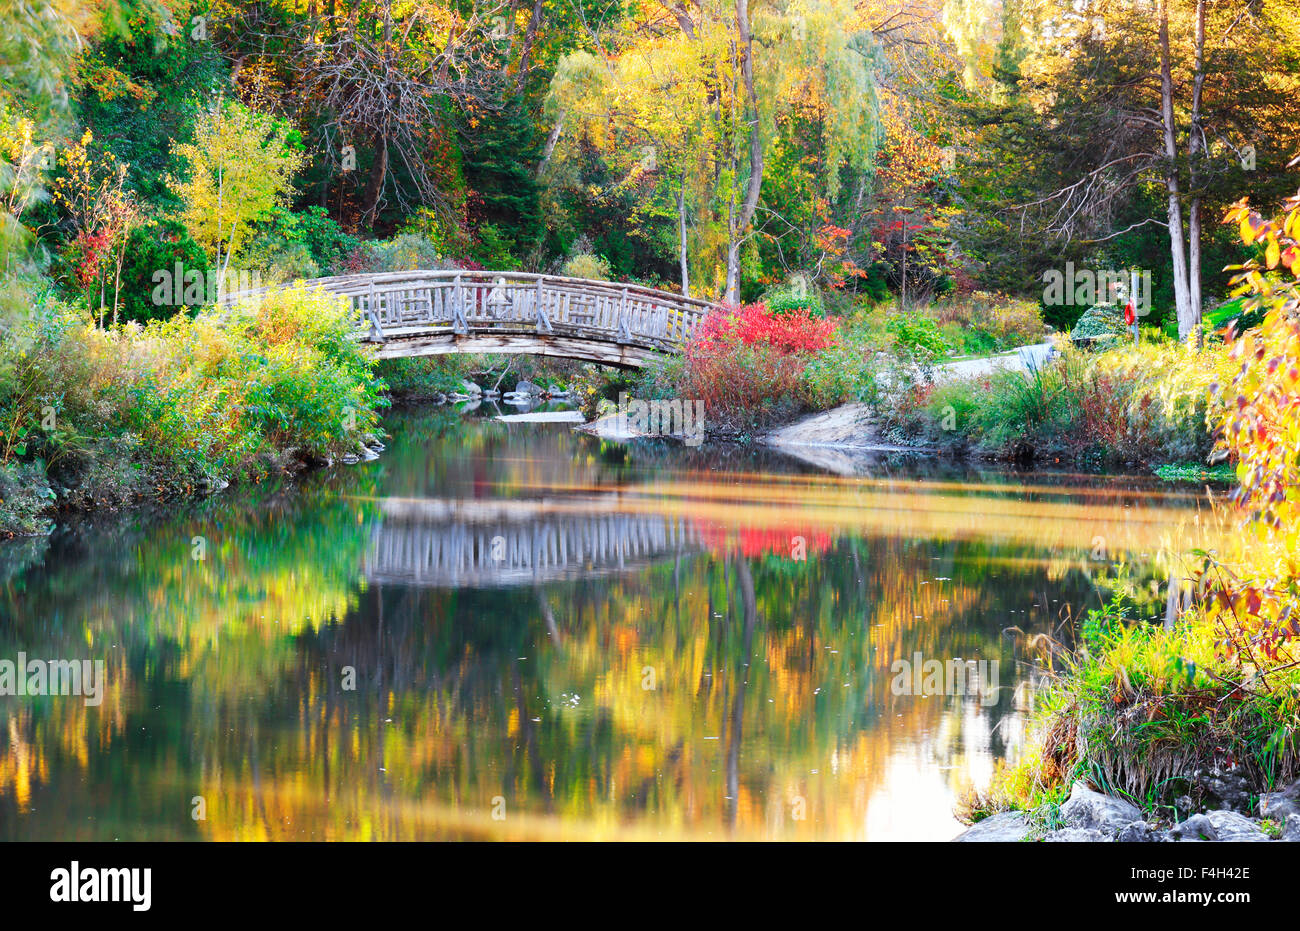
906, 341, 1229, 464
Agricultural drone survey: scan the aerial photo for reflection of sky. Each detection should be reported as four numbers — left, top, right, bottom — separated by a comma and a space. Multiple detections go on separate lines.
862, 698, 1008, 841
867, 751, 967, 841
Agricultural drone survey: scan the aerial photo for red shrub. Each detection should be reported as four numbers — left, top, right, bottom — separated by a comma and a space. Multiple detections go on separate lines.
676, 302, 841, 432
689, 302, 839, 358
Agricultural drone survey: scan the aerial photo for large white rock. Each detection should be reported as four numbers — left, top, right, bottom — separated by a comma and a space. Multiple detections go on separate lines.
1204, 809, 1270, 842
953, 811, 1030, 842
1059, 782, 1142, 834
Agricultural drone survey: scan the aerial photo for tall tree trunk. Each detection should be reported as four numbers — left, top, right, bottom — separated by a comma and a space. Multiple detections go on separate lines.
361, 134, 388, 225
535, 109, 566, 178
1186, 0, 1207, 341
1158, 0, 1193, 338
900, 216, 908, 310
215, 163, 226, 305
515, 0, 545, 92
112, 220, 129, 326
725, 0, 763, 304
678, 172, 691, 298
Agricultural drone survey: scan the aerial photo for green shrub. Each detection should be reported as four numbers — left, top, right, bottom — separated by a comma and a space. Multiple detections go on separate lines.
560, 253, 612, 280
928, 291, 1046, 354
0, 280, 386, 533
1070, 304, 1127, 344
248, 206, 360, 275
972, 362, 1079, 448
468, 223, 517, 268
242, 237, 320, 284
917, 379, 984, 443
800, 331, 879, 408
885, 312, 951, 365
116, 219, 210, 324
765, 288, 826, 318
367, 233, 448, 272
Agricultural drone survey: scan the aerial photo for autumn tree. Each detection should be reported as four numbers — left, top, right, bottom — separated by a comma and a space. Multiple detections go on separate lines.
169, 99, 305, 299
983, 0, 1300, 338
287, 0, 507, 226
546, 0, 878, 301
51, 130, 139, 324
0, 0, 106, 272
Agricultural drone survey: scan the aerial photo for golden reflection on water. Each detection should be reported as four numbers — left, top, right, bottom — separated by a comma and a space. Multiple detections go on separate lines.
0, 416, 1225, 841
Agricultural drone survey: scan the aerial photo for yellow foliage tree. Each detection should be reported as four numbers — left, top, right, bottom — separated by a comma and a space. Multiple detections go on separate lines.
169, 99, 305, 300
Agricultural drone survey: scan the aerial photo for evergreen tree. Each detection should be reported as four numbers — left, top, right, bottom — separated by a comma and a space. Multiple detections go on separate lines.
460, 98, 544, 265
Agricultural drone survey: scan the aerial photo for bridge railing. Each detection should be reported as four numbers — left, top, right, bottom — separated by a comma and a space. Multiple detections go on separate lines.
221, 270, 716, 351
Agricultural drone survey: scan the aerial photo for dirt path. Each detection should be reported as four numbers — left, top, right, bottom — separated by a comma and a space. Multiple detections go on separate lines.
935, 342, 1055, 380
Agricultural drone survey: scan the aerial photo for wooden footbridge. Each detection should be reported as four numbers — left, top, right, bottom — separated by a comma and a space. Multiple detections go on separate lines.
364, 497, 702, 588
224, 270, 716, 368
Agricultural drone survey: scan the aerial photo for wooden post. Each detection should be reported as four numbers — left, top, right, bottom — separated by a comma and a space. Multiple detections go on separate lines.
536, 277, 552, 333
617, 288, 631, 342
453, 274, 467, 334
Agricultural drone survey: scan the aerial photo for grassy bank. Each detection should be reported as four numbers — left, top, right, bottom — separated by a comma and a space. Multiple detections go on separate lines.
960, 192, 1300, 832
892, 340, 1229, 467
0, 278, 385, 536
631, 293, 1045, 438
963, 595, 1300, 830
632, 291, 1222, 466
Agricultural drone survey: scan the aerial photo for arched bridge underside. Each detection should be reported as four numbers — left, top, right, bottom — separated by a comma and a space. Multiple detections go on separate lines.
226, 270, 715, 368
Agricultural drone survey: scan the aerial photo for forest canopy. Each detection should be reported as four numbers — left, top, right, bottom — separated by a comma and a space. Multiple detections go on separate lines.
0, 0, 1296, 333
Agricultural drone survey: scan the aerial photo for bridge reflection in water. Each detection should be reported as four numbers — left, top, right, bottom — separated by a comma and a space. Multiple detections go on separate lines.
364, 497, 702, 588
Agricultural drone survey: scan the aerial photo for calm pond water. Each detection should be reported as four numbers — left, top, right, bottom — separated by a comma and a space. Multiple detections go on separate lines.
0, 406, 1220, 840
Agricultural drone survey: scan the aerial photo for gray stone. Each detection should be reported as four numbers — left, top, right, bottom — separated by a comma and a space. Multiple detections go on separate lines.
460, 379, 482, 396
1044, 827, 1111, 842
1259, 779, 1300, 821
1115, 820, 1158, 842
953, 811, 1030, 842
1204, 809, 1270, 842
1170, 813, 1219, 841
514, 380, 542, 397
1280, 814, 1300, 841
1059, 782, 1142, 834
1191, 767, 1254, 814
